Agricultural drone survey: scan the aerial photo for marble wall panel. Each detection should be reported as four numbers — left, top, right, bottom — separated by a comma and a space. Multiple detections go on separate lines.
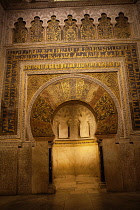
0, 4, 5, 106
32, 140, 49, 194
134, 143, 140, 191
102, 139, 123, 192
53, 143, 100, 177
119, 143, 137, 191
17, 143, 32, 194
134, 142, 140, 191
0, 147, 17, 195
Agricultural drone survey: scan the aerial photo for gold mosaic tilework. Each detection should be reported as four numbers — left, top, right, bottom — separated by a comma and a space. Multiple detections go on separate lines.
1, 44, 139, 135
30, 78, 118, 137
27, 74, 64, 106
83, 72, 120, 101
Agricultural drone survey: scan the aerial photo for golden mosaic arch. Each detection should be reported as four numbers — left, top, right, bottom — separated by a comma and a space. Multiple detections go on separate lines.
30, 77, 118, 137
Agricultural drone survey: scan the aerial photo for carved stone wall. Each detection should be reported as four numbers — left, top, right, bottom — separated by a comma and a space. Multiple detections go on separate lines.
0, 44, 139, 139
134, 141, 140, 191
103, 139, 124, 191
4, 4, 140, 45
32, 140, 49, 194
119, 143, 137, 191
11, 12, 132, 43
0, 1, 140, 195
103, 139, 139, 192
17, 143, 32, 194
0, 146, 18, 195
0, 4, 5, 107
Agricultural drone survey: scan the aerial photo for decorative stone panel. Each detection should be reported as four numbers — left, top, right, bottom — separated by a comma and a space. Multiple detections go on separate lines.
30, 16, 44, 42
11, 12, 132, 43
17, 142, 32, 194
97, 13, 113, 39
46, 15, 61, 41
80, 14, 96, 40
0, 147, 18, 195
114, 12, 131, 38
103, 139, 124, 191
4, 4, 139, 45
13, 18, 28, 43
64, 15, 78, 41
119, 143, 137, 191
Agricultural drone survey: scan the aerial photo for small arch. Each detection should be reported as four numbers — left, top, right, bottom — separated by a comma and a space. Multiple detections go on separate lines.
52, 100, 97, 141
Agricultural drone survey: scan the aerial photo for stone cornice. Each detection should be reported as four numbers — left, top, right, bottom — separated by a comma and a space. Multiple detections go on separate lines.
1, 0, 138, 10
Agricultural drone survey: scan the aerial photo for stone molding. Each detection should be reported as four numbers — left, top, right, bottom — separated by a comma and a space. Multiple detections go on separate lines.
2, 0, 138, 10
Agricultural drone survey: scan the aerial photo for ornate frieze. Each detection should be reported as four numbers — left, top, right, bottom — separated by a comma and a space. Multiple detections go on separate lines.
11, 12, 132, 43
24, 62, 120, 71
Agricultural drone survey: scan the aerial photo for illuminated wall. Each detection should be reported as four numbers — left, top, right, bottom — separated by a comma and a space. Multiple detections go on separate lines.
0, 1, 140, 194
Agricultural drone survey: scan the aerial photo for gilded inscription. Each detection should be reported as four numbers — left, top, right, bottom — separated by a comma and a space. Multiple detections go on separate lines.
24, 62, 120, 71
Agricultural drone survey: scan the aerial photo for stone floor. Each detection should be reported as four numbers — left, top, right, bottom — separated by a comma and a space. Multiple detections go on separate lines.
54, 175, 102, 193
0, 176, 140, 210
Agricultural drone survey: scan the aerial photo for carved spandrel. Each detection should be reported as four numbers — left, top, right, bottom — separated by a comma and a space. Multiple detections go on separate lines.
97, 13, 113, 39
114, 12, 131, 39
46, 15, 61, 41
64, 15, 78, 41
80, 14, 96, 40
13, 18, 27, 43
30, 16, 44, 42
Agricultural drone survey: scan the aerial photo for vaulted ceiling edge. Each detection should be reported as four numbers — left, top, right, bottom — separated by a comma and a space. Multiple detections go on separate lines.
0, 0, 138, 10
